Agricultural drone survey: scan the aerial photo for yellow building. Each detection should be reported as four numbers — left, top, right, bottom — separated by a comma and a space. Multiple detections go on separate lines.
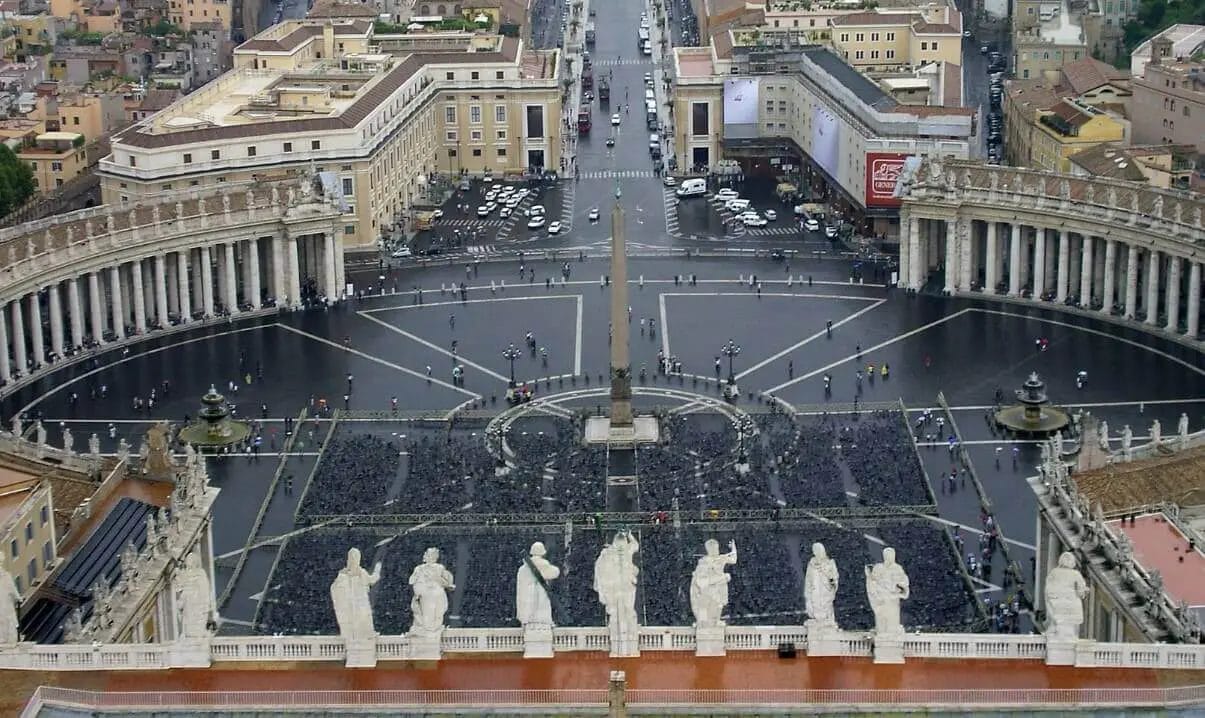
1002, 79, 1062, 167
100, 22, 563, 252
9, 14, 57, 56
0, 470, 57, 599
831, 4, 963, 72
1029, 97, 1126, 172
169, 0, 232, 33
19, 131, 89, 192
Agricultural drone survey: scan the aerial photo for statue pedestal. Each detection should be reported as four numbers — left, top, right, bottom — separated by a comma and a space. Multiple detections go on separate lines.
609, 632, 640, 658
170, 638, 213, 668
872, 632, 905, 664
803, 621, 843, 656
409, 629, 443, 661
523, 624, 554, 658
1045, 638, 1077, 666
694, 625, 726, 657
344, 637, 378, 668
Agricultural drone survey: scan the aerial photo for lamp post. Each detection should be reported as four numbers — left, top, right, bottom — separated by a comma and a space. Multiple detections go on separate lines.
721, 338, 740, 385
503, 343, 521, 387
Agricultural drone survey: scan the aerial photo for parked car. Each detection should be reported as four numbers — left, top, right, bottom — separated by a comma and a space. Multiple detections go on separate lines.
588, 207, 600, 221
611, 113, 621, 125
716, 188, 739, 202
476, 205, 491, 217
547, 221, 563, 234
825, 225, 838, 239
763, 209, 777, 221
741, 213, 767, 227
527, 204, 546, 217
391, 246, 412, 258
804, 218, 821, 232
663, 176, 677, 186
527, 215, 547, 229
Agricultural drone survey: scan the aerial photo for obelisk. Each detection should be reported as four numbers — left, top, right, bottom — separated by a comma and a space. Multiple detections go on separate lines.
609, 188, 633, 429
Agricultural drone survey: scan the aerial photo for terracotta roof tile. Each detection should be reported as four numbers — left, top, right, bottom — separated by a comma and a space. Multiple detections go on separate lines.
832, 12, 917, 26
1060, 56, 1130, 95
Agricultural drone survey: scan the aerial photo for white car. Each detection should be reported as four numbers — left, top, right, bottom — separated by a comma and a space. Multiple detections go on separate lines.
517, 188, 530, 197
547, 221, 563, 234
390, 246, 412, 258
486, 202, 498, 213
741, 213, 767, 227
825, 225, 838, 238
611, 113, 621, 125
588, 207, 600, 221
716, 188, 739, 202
476, 205, 491, 217
506, 197, 522, 208
725, 198, 751, 213
804, 218, 821, 232
500, 207, 512, 218
527, 204, 546, 217
663, 176, 677, 186
528, 215, 546, 229
431, 209, 444, 219
485, 192, 498, 203
763, 209, 777, 221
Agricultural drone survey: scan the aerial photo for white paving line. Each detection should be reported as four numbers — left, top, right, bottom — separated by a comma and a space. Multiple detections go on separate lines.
574, 295, 584, 376
910, 397, 1205, 413
737, 299, 887, 380
359, 294, 577, 314
766, 308, 977, 394
357, 311, 510, 384
659, 293, 670, 359
275, 324, 479, 398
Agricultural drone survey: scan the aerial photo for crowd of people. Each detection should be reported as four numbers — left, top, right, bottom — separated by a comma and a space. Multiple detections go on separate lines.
296, 434, 402, 518
841, 412, 932, 506
877, 523, 980, 631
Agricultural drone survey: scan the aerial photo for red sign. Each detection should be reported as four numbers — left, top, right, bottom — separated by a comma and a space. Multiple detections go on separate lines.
865, 152, 909, 208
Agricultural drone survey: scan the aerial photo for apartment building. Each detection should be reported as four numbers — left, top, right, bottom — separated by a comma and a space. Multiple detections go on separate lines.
0, 473, 57, 600
1130, 24, 1205, 78
830, 4, 962, 73
1028, 97, 1126, 172
1130, 40, 1205, 151
100, 21, 562, 252
19, 130, 90, 190
168, 0, 231, 32
1067, 142, 1196, 190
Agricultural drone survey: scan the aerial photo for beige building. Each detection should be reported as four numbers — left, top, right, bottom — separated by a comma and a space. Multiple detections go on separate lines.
1130, 40, 1205, 152
1068, 142, 1196, 190
99, 21, 562, 252
0, 466, 56, 599
169, 0, 232, 32
831, 4, 962, 73
1028, 97, 1126, 172
19, 131, 90, 192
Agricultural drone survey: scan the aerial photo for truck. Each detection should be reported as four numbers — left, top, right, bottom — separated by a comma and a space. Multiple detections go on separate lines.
598, 76, 609, 103
577, 108, 592, 134
582, 66, 593, 91
585, 21, 595, 45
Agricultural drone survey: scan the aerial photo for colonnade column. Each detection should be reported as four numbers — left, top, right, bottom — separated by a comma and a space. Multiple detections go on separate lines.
909, 218, 923, 289
1055, 230, 1070, 303
1008, 225, 1022, 296
1079, 236, 1093, 307
224, 243, 238, 313
1032, 229, 1047, 299
958, 219, 972, 290
1165, 256, 1181, 333
88, 271, 104, 341
131, 260, 147, 334
109, 265, 125, 340
1124, 245, 1139, 319
272, 236, 286, 304
0, 308, 9, 381
48, 284, 64, 357
177, 251, 192, 322
287, 237, 301, 306
1188, 262, 1201, 337
943, 219, 958, 293
248, 239, 262, 310
334, 234, 346, 298
200, 246, 215, 317
11, 299, 26, 371
898, 215, 912, 289
154, 255, 169, 327
984, 222, 998, 292
27, 293, 43, 368
323, 233, 338, 300
1101, 240, 1116, 314
1145, 250, 1161, 325
67, 277, 83, 348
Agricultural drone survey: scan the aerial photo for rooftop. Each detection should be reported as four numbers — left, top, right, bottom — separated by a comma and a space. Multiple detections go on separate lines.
1060, 56, 1130, 95
1106, 513, 1205, 612
1038, 0, 1085, 45
1073, 445, 1205, 513
804, 45, 896, 111
677, 47, 717, 78
1068, 143, 1150, 181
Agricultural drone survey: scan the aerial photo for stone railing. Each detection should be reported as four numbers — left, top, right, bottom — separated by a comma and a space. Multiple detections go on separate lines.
4, 629, 1205, 670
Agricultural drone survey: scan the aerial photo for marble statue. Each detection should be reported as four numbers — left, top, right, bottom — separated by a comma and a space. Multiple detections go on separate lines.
1037, 177, 1046, 198
152, 205, 161, 225
175, 550, 215, 639
408, 547, 454, 635
516, 541, 560, 627
175, 201, 185, 220
689, 539, 737, 628
84, 220, 94, 239
271, 186, 280, 206
594, 531, 640, 646
222, 194, 231, 213
989, 172, 999, 191
1194, 207, 1203, 228
117, 438, 130, 462
26, 236, 35, 258
144, 423, 173, 476
197, 197, 207, 216
1108, 186, 1118, 209
10, 415, 20, 437
6, 245, 15, 266
0, 564, 19, 644
1152, 194, 1163, 219
127, 210, 137, 231
330, 547, 382, 640
299, 173, 315, 201
88, 432, 100, 455
1174, 201, 1183, 224
865, 547, 910, 635
287, 186, 297, 206
1180, 413, 1190, 442
1085, 185, 1095, 205
1044, 552, 1088, 640
1150, 419, 1161, 445
62, 428, 73, 453
1059, 178, 1070, 200
1122, 425, 1133, 452
33, 420, 46, 445
804, 542, 839, 628
1130, 191, 1139, 213
1098, 421, 1110, 451
105, 213, 115, 234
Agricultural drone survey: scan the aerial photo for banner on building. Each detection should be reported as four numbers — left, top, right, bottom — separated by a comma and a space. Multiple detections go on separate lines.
864, 153, 910, 208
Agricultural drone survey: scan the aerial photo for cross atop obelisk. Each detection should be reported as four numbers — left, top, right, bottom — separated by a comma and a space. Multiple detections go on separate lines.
608, 184, 633, 429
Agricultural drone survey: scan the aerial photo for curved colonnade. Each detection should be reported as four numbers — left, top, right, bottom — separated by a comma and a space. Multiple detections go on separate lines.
0, 180, 345, 397
898, 159, 1205, 347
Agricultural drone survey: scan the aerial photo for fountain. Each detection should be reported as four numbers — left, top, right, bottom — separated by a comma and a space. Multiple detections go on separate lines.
993, 372, 1070, 437
177, 385, 251, 450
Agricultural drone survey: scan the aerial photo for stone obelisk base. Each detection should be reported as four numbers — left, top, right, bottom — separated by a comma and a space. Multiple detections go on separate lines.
695, 625, 726, 656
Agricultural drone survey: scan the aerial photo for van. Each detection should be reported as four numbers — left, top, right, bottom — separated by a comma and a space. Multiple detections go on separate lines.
725, 198, 751, 213
676, 178, 707, 197
645, 89, 655, 103
642, 40, 651, 55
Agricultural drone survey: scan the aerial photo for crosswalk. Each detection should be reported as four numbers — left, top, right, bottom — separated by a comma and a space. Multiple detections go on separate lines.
467, 245, 496, 254
443, 218, 504, 228
662, 188, 681, 237
559, 181, 576, 229
746, 225, 802, 237
593, 58, 654, 67
580, 170, 657, 179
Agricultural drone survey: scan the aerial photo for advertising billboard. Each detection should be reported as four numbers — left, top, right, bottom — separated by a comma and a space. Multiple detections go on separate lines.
811, 108, 839, 177
722, 78, 759, 139
864, 152, 910, 208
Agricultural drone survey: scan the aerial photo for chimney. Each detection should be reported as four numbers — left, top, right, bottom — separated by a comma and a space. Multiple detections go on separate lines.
323, 21, 335, 60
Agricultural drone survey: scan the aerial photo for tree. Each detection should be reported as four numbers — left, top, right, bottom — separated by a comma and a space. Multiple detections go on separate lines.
0, 145, 35, 218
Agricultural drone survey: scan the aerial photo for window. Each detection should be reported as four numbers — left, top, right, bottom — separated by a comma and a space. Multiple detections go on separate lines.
183, 152, 192, 164
344, 225, 355, 235
1184, 105, 1191, 117
886, 31, 895, 41
840, 32, 848, 42
470, 130, 483, 141
1170, 100, 1175, 111
691, 102, 709, 136
51, 161, 62, 171
525, 105, 544, 138
39, 506, 47, 526
472, 148, 482, 157
855, 33, 864, 42
920, 42, 927, 50
497, 148, 507, 157
211, 149, 220, 160
496, 129, 507, 141
247, 145, 257, 157
445, 106, 456, 123
128, 155, 136, 167
886, 49, 895, 59
470, 71, 479, 80
9, 540, 16, 557
283, 142, 292, 152
311, 140, 321, 150
446, 130, 458, 141
24, 522, 32, 542
27, 559, 35, 583
871, 50, 879, 59
448, 148, 458, 157
496, 71, 504, 79
495, 105, 506, 123
161, 183, 172, 191
41, 541, 51, 568
871, 32, 879, 41
855, 50, 864, 59
14, 576, 20, 594
470, 105, 482, 123
445, 71, 454, 80
342, 177, 353, 196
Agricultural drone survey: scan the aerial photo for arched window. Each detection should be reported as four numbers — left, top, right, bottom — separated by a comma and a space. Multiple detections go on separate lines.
420, 4, 430, 14
437, 4, 447, 15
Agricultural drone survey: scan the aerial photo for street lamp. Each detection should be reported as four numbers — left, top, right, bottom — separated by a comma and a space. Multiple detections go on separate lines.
502, 343, 521, 387
721, 338, 741, 385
